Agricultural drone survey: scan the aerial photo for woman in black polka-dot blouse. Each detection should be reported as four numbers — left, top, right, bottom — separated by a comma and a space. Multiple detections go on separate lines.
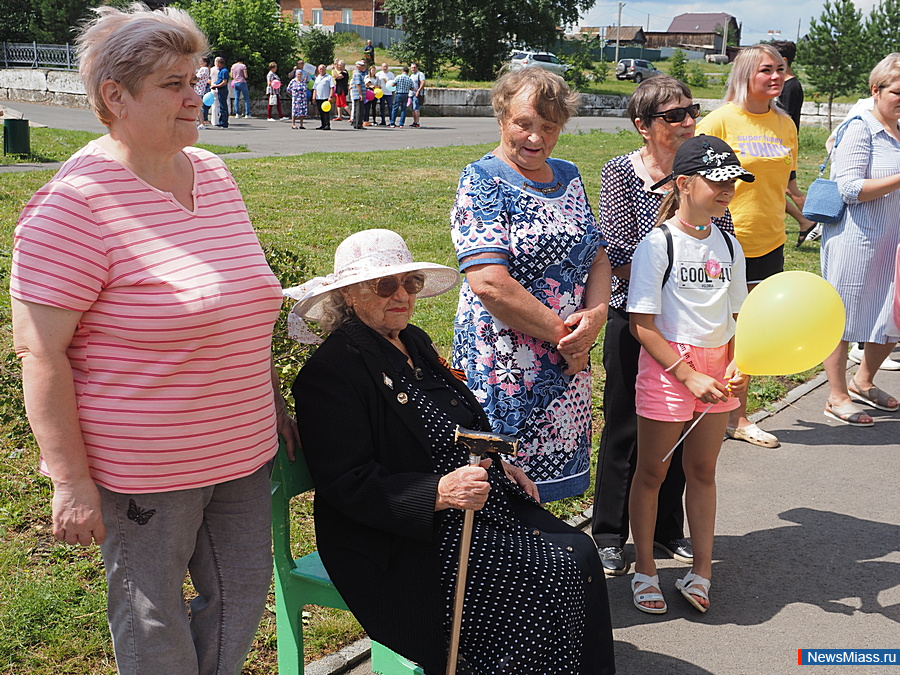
287, 230, 616, 674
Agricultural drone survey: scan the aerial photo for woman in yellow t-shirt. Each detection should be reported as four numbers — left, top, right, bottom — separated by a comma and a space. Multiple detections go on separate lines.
697, 43, 799, 448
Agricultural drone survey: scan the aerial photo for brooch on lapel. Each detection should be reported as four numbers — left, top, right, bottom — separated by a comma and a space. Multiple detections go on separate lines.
382, 373, 393, 390
397, 392, 409, 404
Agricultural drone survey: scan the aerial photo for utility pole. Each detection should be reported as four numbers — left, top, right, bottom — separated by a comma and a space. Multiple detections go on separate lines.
614, 1, 625, 66
721, 20, 728, 55
797, 17, 801, 42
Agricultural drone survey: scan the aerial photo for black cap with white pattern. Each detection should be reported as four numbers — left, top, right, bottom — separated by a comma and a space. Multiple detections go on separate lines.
650, 134, 755, 191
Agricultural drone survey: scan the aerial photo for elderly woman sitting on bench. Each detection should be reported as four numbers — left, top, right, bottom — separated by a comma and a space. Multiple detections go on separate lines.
285, 229, 615, 675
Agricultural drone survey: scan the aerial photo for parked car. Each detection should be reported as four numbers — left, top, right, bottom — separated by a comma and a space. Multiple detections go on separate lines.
615, 58, 661, 83
509, 51, 572, 77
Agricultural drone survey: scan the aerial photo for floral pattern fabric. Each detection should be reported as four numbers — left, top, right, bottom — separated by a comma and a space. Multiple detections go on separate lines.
286, 76, 310, 117
450, 153, 604, 502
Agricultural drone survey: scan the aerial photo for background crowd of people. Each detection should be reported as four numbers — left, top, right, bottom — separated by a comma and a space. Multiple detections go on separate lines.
191, 53, 428, 130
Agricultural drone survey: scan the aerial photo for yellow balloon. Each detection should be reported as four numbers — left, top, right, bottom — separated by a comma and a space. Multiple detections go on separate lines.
320, 100, 332, 112
734, 271, 846, 376
374, 87, 383, 99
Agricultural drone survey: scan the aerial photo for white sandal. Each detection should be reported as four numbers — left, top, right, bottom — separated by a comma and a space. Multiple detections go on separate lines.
675, 570, 711, 613
632, 572, 667, 614
725, 423, 779, 448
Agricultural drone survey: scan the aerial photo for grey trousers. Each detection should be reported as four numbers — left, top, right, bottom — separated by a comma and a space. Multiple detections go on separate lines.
99, 464, 272, 675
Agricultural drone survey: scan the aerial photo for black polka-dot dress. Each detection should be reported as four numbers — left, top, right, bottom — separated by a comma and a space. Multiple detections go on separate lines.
396, 341, 588, 675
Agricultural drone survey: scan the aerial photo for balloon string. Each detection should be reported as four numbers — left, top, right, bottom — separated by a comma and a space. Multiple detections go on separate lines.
662, 403, 714, 463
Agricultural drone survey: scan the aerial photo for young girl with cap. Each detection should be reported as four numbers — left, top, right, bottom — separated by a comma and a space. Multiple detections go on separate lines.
627, 135, 752, 615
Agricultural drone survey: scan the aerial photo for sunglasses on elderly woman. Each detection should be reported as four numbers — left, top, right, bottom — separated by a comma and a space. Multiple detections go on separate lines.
650, 104, 701, 123
369, 273, 426, 298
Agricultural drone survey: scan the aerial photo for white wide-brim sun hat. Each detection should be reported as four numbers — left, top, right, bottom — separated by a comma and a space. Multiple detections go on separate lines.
283, 228, 460, 331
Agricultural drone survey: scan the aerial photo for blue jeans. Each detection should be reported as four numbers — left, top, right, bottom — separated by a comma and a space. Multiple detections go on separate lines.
99, 464, 272, 675
216, 86, 229, 127
378, 94, 393, 123
233, 82, 250, 116
391, 93, 408, 126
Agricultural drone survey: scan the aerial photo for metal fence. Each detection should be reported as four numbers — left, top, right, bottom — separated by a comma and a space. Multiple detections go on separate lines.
2, 42, 77, 69
333, 23, 405, 50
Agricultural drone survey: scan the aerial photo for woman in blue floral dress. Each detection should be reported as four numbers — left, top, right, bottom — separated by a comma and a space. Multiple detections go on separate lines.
286, 67, 311, 129
451, 69, 611, 502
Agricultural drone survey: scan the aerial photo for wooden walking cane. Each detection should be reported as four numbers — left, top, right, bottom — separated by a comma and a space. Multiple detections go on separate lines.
446, 426, 519, 675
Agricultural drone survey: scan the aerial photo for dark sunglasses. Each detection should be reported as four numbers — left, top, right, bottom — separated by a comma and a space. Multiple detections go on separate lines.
650, 104, 701, 123
369, 273, 426, 298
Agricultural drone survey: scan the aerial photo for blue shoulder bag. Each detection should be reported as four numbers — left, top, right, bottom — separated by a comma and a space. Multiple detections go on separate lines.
802, 115, 863, 224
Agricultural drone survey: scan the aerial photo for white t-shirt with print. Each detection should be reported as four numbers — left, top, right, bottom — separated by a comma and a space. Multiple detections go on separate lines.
627, 223, 747, 348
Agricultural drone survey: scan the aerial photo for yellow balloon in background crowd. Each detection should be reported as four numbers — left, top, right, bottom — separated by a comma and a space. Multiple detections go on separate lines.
321, 100, 332, 112
374, 87, 383, 99
734, 271, 846, 376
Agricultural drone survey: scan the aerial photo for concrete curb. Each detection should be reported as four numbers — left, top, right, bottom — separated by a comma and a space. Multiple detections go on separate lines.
305, 638, 372, 675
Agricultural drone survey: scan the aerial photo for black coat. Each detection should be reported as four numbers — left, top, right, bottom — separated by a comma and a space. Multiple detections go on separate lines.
292, 318, 614, 674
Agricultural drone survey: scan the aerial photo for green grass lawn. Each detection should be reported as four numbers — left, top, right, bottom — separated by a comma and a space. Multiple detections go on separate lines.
0, 124, 830, 674
0, 127, 248, 165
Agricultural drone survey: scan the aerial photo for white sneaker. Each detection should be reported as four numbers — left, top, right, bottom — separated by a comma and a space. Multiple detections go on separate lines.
267, 118, 276, 121
806, 223, 822, 242
848, 345, 900, 370
197, 124, 205, 130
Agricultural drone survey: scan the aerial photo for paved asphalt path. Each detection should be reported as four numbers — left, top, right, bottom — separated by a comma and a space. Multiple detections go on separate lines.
1, 100, 630, 170
340, 359, 900, 675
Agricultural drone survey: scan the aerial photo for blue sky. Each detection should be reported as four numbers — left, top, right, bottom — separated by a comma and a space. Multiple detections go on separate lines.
577, 0, 877, 46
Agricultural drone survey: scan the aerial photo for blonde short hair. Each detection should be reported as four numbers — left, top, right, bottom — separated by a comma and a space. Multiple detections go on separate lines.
491, 68, 579, 126
77, 3, 208, 127
870, 53, 900, 90
725, 44, 786, 114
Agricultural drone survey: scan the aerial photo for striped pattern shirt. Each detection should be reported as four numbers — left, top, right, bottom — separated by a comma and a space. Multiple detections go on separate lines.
11, 143, 283, 493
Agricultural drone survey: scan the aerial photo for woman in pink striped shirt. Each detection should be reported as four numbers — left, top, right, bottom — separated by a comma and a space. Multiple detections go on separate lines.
10, 6, 298, 674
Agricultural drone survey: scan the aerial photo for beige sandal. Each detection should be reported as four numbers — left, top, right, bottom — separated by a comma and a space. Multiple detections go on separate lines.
848, 378, 899, 412
824, 400, 874, 426
725, 423, 780, 448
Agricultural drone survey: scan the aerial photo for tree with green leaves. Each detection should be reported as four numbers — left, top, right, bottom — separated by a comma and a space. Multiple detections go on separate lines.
384, 0, 592, 80
0, 0, 92, 44
0, 0, 37, 42
669, 49, 688, 83
866, 0, 900, 69
797, 0, 867, 128
174, 0, 299, 90
298, 27, 336, 69
559, 38, 595, 90
384, 0, 456, 78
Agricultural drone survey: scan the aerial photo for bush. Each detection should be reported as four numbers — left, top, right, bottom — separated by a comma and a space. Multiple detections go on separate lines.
688, 62, 708, 89
669, 48, 688, 83
299, 27, 336, 68
561, 39, 596, 90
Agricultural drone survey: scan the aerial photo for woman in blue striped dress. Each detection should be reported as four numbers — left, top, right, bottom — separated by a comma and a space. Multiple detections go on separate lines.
821, 54, 900, 427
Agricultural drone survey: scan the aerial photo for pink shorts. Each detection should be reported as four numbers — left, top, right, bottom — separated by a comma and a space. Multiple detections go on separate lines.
636, 341, 739, 423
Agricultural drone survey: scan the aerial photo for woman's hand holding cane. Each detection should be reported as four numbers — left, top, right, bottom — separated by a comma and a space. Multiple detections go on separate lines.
435, 461, 491, 511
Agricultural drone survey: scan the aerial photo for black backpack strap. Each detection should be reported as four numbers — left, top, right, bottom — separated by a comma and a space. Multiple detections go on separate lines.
660, 223, 674, 288
721, 227, 734, 262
